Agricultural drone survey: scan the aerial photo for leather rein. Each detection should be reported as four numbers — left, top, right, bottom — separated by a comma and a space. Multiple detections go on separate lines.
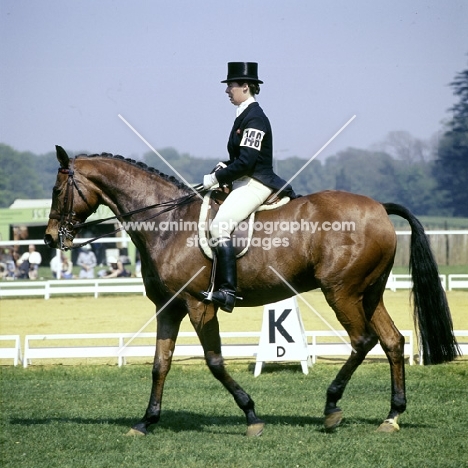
48, 163, 202, 250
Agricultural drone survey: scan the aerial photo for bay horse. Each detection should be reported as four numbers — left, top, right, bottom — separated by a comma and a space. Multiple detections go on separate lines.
44, 146, 459, 437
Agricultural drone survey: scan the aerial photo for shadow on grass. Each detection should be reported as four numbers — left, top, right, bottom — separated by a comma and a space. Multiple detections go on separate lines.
246, 358, 413, 374
8, 410, 429, 434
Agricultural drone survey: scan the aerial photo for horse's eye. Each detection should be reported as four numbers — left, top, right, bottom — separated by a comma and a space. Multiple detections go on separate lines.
53, 186, 61, 195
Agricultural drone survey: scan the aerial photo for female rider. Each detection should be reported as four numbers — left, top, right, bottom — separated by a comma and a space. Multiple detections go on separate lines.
202, 62, 296, 312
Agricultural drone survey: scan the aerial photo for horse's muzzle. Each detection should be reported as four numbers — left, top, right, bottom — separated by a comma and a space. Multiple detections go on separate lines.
44, 233, 57, 249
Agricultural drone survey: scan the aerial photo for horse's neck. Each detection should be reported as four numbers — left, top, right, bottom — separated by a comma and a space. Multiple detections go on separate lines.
82, 157, 185, 216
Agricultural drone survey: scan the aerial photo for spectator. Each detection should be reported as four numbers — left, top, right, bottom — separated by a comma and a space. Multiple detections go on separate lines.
0, 247, 16, 279
50, 252, 73, 279
134, 250, 141, 278
99, 255, 130, 278
17, 244, 42, 280
76, 244, 97, 278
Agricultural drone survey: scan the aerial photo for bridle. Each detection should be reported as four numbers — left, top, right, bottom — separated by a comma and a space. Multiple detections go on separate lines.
48, 161, 96, 250
49, 160, 202, 250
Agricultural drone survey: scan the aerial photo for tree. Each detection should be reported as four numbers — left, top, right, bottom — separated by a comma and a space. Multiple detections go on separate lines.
375, 130, 434, 163
0, 144, 45, 207
33, 151, 62, 197
143, 147, 217, 185
433, 62, 468, 216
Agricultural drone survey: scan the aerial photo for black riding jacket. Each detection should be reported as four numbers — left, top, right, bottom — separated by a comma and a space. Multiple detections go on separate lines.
215, 102, 296, 198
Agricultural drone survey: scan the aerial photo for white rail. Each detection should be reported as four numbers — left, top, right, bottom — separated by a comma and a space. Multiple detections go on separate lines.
1, 273, 467, 299
0, 278, 145, 299
5, 330, 467, 368
386, 274, 447, 291
0, 335, 22, 366
21, 330, 416, 368
454, 330, 468, 357
448, 275, 468, 291
22, 332, 260, 368
306, 330, 415, 365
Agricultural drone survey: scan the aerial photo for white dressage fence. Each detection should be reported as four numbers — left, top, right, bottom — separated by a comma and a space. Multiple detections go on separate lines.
0, 278, 145, 299
2, 330, 467, 368
21, 332, 260, 368
448, 274, 468, 291
385, 273, 447, 291
16, 330, 417, 367
0, 335, 22, 366
384, 273, 468, 291
1, 274, 467, 299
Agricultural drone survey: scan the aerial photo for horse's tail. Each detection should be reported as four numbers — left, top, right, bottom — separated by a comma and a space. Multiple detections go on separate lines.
383, 202, 460, 365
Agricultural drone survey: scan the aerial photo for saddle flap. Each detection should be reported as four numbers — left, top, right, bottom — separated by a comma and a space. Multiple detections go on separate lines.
198, 188, 291, 260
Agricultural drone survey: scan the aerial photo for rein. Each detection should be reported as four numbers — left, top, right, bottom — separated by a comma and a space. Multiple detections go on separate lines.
74, 194, 199, 249
49, 163, 202, 250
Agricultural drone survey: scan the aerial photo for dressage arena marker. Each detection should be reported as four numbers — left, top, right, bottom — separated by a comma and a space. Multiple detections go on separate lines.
254, 297, 312, 376
268, 266, 353, 348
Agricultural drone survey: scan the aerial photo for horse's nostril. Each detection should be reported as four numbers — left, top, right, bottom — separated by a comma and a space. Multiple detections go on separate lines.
44, 234, 55, 248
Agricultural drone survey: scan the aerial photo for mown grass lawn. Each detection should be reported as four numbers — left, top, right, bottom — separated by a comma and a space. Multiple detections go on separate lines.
1, 362, 467, 468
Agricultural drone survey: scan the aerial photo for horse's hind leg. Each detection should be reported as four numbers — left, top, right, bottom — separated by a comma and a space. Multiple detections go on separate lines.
324, 289, 406, 433
128, 302, 186, 436
190, 302, 264, 437
370, 300, 406, 432
323, 333, 379, 431
322, 291, 379, 431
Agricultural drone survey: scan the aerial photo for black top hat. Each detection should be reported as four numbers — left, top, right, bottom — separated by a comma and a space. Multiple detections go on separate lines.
221, 62, 263, 84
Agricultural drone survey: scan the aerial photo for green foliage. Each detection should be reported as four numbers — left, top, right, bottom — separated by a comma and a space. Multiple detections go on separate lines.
313, 148, 444, 215
0, 144, 45, 206
1, 363, 467, 467
434, 63, 468, 216
274, 157, 330, 195
33, 151, 64, 198
0, 139, 454, 216
143, 147, 216, 184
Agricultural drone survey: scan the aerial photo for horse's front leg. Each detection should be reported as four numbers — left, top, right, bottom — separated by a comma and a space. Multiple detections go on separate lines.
191, 303, 264, 437
127, 305, 185, 436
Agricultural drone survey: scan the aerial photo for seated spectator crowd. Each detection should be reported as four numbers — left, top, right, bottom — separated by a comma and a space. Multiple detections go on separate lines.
1, 244, 137, 280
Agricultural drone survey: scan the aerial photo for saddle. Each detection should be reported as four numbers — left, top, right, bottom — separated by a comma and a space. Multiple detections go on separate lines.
198, 187, 290, 260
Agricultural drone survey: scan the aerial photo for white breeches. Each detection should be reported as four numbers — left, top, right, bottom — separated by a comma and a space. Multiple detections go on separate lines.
210, 176, 273, 240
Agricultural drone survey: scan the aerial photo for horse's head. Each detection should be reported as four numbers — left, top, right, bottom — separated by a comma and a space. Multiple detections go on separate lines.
44, 146, 100, 250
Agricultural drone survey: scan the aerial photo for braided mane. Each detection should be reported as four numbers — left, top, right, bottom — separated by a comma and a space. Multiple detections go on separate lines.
76, 152, 191, 193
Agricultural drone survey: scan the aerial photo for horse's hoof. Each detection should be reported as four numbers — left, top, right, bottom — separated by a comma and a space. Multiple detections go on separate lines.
376, 418, 400, 433
246, 422, 264, 437
125, 428, 146, 437
324, 410, 343, 432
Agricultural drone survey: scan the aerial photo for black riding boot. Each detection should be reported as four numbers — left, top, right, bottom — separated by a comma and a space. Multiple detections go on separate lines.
204, 238, 238, 313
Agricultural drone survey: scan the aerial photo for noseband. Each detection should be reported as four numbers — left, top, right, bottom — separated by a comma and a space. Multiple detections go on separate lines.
48, 162, 94, 250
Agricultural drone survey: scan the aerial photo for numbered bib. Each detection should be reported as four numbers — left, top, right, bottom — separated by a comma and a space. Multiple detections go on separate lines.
240, 128, 265, 151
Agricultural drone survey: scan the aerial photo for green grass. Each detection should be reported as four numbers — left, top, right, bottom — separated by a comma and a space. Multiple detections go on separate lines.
1, 293, 466, 466
1, 363, 468, 468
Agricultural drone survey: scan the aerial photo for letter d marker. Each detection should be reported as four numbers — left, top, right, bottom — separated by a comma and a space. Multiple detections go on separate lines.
254, 297, 311, 377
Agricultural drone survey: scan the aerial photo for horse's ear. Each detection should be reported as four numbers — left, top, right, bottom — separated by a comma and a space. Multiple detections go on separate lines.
55, 145, 70, 168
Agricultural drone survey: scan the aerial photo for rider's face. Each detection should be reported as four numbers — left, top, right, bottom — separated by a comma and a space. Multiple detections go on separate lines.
225, 82, 250, 106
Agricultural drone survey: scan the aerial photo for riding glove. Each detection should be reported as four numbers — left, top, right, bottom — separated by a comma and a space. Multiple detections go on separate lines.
211, 161, 227, 173
203, 173, 218, 189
